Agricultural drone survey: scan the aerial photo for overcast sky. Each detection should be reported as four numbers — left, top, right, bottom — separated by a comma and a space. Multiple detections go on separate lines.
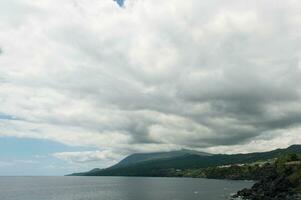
1, 0, 301, 175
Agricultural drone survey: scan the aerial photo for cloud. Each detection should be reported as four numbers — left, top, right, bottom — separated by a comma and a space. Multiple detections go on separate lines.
13, 159, 40, 164
0, 160, 39, 168
0, 161, 13, 168
0, 0, 301, 167
205, 126, 301, 154
53, 150, 122, 167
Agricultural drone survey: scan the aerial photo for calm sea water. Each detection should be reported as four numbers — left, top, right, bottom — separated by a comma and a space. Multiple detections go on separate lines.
0, 176, 253, 200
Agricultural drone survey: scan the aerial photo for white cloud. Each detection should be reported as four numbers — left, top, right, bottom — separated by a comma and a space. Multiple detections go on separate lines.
0, 0, 301, 168
205, 126, 301, 154
0, 159, 39, 168
0, 161, 13, 168
53, 150, 122, 167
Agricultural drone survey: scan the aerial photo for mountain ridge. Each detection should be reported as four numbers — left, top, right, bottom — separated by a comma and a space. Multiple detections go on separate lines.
114, 149, 212, 168
69, 145, 301, 177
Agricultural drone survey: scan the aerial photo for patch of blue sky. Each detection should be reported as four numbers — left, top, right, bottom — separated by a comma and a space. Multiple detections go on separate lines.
0, 113, 18, 120
0, 137, 97, 159
113, 0, 125, 7
0, 137, 98, 175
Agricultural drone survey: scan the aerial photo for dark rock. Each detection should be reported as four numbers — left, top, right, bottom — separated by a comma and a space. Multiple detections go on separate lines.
233, 172, 298, 200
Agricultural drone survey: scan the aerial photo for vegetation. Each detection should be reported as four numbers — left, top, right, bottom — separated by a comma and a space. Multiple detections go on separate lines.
69, 145, 301, 177
171, 161, 276, 180
232, 153, 301, 200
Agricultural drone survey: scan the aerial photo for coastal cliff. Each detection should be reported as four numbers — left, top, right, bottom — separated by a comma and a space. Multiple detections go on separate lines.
232, 153, 301, 200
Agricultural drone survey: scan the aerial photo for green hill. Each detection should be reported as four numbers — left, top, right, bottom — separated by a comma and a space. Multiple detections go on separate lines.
113, 149, 212, 168
69, 145, 301, 177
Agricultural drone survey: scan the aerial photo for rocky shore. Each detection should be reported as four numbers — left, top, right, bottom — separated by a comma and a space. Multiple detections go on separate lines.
232, 175, 301, 200
232, 154, 301, 200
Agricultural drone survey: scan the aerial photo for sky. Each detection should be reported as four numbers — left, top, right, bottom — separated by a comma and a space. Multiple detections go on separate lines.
0, 0, 301, 175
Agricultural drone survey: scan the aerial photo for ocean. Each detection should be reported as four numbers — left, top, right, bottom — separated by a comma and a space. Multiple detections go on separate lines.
0, 176, 253, 200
